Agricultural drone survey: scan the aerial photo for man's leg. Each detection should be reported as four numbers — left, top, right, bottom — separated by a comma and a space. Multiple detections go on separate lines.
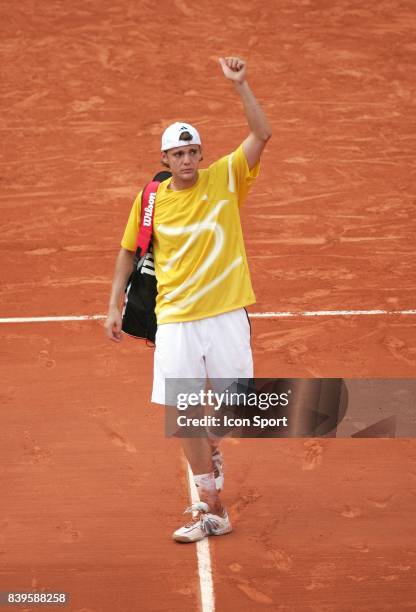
203, 307, 254, 493
207, 433, 225, 491
152, 320, 230, 542
180, 435, 223, 515
181, 436, 213, 474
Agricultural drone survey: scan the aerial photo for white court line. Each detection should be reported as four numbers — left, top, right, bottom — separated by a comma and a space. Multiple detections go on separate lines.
0, 315, 105, 323
0, 309, 416, 324
250, 309, 416, 318
186, 462, 215, 612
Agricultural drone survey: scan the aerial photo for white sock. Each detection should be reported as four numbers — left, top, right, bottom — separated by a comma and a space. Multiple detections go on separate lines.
194, 472, 216, 492
193, 472, 221, 512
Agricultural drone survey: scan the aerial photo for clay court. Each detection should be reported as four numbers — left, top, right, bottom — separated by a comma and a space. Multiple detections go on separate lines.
1, 1, 416, 610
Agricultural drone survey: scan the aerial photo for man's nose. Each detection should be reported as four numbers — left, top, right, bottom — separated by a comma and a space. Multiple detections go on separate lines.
183, 153, 192, 164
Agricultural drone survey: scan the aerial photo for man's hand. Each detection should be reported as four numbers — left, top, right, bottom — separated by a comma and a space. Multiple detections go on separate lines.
104, 247, 136, 344
219, 56, 247, 84
105, 306, 123, 342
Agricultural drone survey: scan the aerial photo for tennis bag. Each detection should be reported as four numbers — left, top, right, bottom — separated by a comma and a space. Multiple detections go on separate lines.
121, 171, 171, 343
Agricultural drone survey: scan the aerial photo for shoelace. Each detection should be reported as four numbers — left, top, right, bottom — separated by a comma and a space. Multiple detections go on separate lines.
182, 501, 209, 528
184, 501, 210, 516
183, 502, 223, 534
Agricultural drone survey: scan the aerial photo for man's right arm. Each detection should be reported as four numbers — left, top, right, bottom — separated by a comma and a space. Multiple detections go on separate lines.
219, 56, 271, 170
104, 247, 136, 342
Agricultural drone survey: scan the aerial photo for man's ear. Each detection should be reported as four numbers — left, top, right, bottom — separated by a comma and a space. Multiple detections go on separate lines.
199, 146, 203, 162
161, 151, 170, 168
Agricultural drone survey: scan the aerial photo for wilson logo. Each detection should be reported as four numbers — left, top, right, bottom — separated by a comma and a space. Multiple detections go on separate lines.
143, 192, 156, 227
140, 251, 155, 276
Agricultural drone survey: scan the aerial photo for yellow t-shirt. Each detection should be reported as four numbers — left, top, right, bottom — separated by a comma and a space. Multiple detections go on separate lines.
121, 144, 259, 324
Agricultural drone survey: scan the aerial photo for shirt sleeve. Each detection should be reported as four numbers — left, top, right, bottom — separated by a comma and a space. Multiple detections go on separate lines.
120, 191, 142, 251
210, 144, 260, 207
229, 143, 260, 206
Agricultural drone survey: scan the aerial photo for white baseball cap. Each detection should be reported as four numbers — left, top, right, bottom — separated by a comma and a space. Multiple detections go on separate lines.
161, 122, 201, 151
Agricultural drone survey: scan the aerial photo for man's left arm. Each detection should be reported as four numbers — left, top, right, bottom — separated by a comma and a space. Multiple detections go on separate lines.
219, 56, 272, 169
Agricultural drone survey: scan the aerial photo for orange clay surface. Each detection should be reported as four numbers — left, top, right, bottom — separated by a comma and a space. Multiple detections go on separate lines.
1, 1, 416, 611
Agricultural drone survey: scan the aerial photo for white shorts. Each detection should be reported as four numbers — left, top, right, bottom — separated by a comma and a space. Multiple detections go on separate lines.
151, 308, 253, 405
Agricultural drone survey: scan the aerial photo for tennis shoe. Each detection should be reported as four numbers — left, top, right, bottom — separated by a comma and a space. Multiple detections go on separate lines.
173, 502, 232, 543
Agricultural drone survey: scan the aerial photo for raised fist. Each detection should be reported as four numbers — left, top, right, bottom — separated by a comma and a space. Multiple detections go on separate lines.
219, 56, 247, 84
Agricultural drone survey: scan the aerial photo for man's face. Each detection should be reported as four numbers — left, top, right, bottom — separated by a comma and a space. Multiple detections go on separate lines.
161, 144, 202, 184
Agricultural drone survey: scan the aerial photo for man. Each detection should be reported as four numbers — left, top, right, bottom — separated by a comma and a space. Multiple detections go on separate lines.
105, 56, 271, 542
